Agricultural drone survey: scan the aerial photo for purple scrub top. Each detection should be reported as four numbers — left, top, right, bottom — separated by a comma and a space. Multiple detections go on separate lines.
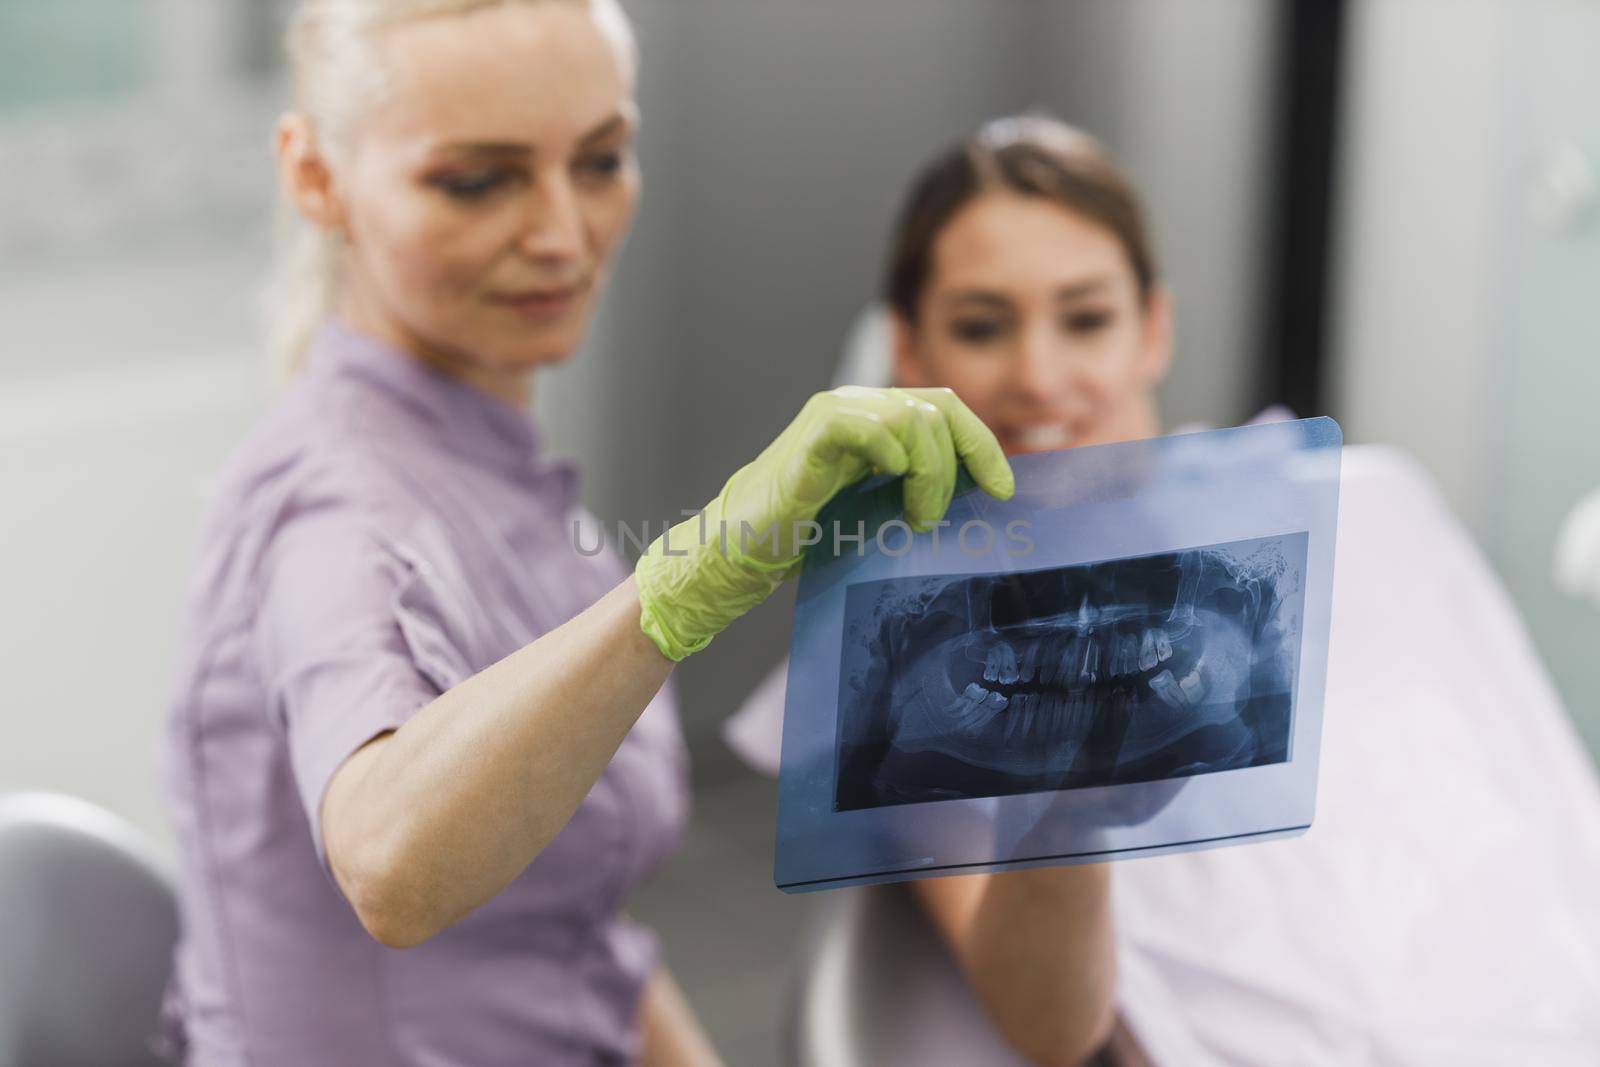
159, 318, 691, 1065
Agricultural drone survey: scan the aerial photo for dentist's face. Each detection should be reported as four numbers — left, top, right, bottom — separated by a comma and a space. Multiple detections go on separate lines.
892, 192, 1172, 456
285, 2, 639, 402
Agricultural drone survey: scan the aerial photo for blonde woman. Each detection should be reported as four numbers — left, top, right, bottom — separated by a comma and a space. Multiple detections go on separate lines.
155, 2, 1083, 1065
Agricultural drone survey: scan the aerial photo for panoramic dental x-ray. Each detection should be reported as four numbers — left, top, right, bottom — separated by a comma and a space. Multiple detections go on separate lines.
774, 418, 1342, 892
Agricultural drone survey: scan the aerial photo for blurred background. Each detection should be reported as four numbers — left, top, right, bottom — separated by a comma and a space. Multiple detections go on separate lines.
3, 0, 1598, 1061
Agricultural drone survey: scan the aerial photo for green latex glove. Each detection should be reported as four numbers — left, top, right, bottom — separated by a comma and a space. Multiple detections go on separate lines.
634, 386, 1016, 661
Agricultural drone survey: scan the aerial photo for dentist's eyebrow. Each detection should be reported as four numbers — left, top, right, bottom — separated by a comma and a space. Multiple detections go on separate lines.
429, 141, 528, 159
428, 113, 634, 159
579, 112, 633, 144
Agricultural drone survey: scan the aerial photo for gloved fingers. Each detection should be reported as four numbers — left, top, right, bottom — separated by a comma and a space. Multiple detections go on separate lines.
889, 390, 957, 532
899, 387, 1016, 500
810, 405, 912, 485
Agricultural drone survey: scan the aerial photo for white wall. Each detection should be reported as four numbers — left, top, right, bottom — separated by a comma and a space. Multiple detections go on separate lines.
1330, 0, 1600, 754
1, 249, 269, 859
1038, 0, 1281, 431
1328, 0, 1512, 533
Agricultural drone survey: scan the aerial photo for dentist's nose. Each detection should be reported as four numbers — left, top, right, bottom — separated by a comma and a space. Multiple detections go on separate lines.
517, 171, 585, 263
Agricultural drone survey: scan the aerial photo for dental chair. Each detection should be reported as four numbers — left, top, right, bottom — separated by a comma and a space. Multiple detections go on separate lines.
0, 792, 178, 1067
786, 881, 1122, 1067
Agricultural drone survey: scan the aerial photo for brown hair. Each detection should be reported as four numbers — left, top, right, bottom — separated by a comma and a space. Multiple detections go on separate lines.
884, 113, 1158, 323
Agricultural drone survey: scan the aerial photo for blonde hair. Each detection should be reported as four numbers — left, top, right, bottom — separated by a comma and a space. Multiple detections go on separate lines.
269, 0, 637, 379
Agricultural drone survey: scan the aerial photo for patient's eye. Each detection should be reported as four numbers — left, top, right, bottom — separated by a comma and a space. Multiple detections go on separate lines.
950, 317, 1007, 344
1061, 308, 1114, 335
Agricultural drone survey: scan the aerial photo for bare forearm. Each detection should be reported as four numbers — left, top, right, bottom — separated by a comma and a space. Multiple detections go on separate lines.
325, 574, 673, 946
965, 866, 1116, 1067
638, 964, 726, 1067
914, 865, 1115, 1067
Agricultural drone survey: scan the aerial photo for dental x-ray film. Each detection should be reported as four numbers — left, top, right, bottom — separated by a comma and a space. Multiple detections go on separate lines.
774, 417, 1341, 892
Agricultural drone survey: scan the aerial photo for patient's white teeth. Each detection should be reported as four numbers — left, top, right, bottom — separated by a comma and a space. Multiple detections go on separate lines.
1149, 669, 1186, 709
1139, 630, 1159, 672
983, 688, 1008, 711
983, 655, 997, 683
964, 682, 988, 702
1122, 634, 1140, 676
1155, 629, 1173, 662
1015, 424, 1073, 450
1076, 594, 1098, 630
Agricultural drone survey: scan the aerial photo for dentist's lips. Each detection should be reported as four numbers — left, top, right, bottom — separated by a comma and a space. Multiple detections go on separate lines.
489, 284, 585, 319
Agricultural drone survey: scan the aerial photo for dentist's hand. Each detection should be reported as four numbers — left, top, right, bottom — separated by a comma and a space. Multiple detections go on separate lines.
634, 386, 1015, 661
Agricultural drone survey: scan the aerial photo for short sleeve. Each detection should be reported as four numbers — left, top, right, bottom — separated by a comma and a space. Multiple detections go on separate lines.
252, 479, 471, 873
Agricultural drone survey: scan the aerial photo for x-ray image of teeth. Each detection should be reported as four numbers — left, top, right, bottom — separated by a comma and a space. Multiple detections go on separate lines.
832, 533, 1307, 811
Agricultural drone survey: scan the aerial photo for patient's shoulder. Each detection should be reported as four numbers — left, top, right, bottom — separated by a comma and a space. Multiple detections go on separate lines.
1333, 443, 1479, 565
1340, 443, 1451, 513
724, 654, 789, 778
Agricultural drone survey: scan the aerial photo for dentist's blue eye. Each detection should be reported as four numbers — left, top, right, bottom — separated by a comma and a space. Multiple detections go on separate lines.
575, 151, 627, 184
433, 171, 508, 200
580, 152, 623, 175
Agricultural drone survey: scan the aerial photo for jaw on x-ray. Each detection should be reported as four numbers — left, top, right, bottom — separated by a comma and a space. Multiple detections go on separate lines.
773, 417, 1340, 892
834, 535, 1304, 812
